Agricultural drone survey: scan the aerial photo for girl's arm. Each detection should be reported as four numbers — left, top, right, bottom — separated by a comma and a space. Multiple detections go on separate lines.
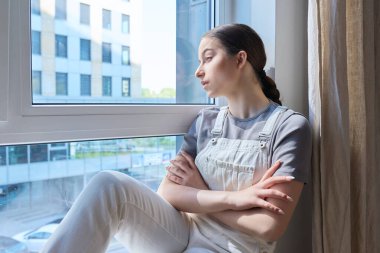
157, 154, 292, 215
158, 152, 302, 242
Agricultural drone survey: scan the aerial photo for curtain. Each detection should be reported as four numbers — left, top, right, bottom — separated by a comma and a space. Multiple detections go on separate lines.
308, 0, 380, 252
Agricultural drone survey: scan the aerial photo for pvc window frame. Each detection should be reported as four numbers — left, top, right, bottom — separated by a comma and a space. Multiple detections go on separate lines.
0, 0, 222, 146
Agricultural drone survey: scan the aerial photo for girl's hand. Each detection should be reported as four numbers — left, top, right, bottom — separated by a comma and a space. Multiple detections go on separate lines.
227, 161, 294, 215
166, 151, 209, 190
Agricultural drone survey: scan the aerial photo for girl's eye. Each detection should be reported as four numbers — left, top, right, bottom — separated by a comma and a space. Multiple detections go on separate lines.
205, 56, 212, 62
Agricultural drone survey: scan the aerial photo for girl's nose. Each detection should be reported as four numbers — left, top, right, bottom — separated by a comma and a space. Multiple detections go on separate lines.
194, 65, 204, 78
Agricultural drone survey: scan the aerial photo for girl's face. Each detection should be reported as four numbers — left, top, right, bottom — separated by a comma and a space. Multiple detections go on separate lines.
194, 37, 239, 98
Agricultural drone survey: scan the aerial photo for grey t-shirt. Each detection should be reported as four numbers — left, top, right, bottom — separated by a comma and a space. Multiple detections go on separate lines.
180, 102, 312, 183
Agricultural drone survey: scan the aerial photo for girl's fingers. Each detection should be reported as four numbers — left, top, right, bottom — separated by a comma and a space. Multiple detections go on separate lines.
256, 198, 285, 215
180, 151, 197, 170
170, 159, 190, 173
166, 173, 183, 184
260, 161, 282, 182
258, 189, 293, 202
166, 165, 186, 178
261, 175, 295, 189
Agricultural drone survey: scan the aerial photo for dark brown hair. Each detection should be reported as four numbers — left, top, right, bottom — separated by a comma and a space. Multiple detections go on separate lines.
203, 24, 281, 105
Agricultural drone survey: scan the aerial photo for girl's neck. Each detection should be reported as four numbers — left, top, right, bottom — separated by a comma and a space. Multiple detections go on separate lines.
226, 84, 270, 119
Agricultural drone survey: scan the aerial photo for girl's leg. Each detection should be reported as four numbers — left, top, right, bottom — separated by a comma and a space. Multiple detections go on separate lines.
41, 170, 189, 253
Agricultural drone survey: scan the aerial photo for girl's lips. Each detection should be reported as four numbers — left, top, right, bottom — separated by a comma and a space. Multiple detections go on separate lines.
201, 81, 208, 86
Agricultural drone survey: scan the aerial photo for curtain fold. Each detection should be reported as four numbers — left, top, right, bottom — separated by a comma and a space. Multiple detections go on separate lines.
308, 0, 380, 252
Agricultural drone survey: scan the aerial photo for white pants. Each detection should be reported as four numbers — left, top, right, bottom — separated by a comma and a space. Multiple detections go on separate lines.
42, 170, 195, 253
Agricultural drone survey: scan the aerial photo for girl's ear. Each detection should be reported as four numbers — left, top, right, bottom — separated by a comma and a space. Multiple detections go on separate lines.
236, 50, 248, 68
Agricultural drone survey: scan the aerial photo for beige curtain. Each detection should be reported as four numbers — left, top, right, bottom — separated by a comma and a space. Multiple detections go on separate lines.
308, 0, 380, 252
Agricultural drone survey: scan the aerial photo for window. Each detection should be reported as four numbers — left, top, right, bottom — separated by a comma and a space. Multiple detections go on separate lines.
55, 0, 67, 20
102, 76, 112, 96
32, 30, 41, 55
32, 71, 42, 95
0, 146, 6, 166
30, 144, 48, 163
80, 3, 90, 25
102, 42, 112, 63
80, 74, 91, 96
121, 46, 130, 65
121, 14, 130, 33
122, 77, 130, 97
8, 146, 28, 165
102, 9, 111, 30
56, 72, 68, 95
55, 35, 67, 58
31, 0, 40, 15
80, 39, 91, 61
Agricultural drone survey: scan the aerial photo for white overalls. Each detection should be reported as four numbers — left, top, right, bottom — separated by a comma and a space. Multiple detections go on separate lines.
185, 106, 287, 253
41, 106, 287, 253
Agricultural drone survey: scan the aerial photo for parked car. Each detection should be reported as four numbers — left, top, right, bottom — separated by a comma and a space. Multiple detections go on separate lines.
12, 223, 58, 253
0, 236, 28, 253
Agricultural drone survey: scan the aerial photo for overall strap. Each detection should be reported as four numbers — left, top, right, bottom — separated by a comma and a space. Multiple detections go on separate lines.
210, 106, 229, 138
259, 106, 288, 138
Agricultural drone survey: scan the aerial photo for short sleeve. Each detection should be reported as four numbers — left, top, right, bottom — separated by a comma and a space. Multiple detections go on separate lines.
179, 113, 200, 159
271, 114, 312, 184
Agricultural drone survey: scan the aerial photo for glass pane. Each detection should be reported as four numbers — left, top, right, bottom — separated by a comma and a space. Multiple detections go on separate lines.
0, 136, 180, 253
31, 0, 213, 104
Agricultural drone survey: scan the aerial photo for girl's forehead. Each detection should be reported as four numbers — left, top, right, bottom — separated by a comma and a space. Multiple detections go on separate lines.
198, 37, 223, 54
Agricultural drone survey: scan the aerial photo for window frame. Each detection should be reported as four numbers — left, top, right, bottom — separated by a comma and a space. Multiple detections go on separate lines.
0, 0, 218, 146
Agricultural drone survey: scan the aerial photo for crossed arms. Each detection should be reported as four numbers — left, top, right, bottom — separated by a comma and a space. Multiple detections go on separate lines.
157, 152, 303, 242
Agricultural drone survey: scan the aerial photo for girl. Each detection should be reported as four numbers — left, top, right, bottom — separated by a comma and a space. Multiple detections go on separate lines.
42, 24, 311, 253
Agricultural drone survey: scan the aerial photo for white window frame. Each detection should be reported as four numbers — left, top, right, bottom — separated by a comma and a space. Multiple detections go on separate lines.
0, 0, 220, 146
1, 0, 306, 146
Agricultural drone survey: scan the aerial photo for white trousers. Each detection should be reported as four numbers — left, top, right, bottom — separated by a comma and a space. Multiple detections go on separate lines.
42, 170, 195, 253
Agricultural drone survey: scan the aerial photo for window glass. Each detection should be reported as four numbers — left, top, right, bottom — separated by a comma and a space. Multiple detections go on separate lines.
56, 72, 68, 95
80, 3, 90, 25
121, 14, 130, 34
0, 147, 6, 166
31, 0, 41, 15
55, 0, 67, 20
30, 144, 48, 163
32, 71, 42, 95
122, 77, 130, 97
121, 46, 130, 65
102, 42, 112, 63
80, 39, 91, 61
31, 0, 212, 104
32, 31, 41, 55
80, 74, 91, 96
55, 35, 67, 58
102, 9, 111, 30
0, 136, 180, 252
102, 76, 112, 96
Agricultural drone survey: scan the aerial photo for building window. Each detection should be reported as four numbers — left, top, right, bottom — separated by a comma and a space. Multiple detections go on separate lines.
55, 34, 68, 58
102, 42, 112, 63
56, 72, 68, 95
80, 39, 91, 61
122, 77, 130, 97
121, 46, 130, 65
102, 9, 111, 29
122, 14, 130, 33
31, 0, 40, 15
0, 146, 6, 166
8, 146, 28, 165
32, 30, 41, 55
102, 76, 112, 96
55, 0, 67, 20
32, 71, 42, 95
80, 74, 91, 96
30, 144, 48, 163
80, 3, 90, 25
